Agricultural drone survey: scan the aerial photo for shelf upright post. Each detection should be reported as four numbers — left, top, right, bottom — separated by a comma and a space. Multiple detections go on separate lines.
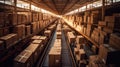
102, 0, 105, 21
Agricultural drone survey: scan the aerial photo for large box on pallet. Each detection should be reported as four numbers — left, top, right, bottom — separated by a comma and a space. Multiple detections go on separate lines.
26, 43, 40, 63
44, 30, 51, 37
0, 40, 4, 51
49, 49, 61, 67
25, 25, 31, 36
99, 44, 120, 64
14, 50, 33, 67
109, 34, 120, 49
56, 32, 62, 39
31, 36, 41, 40
0, 33, 17, 49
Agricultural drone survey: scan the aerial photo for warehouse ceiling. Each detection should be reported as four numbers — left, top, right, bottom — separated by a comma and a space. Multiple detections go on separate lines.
32, 0, 93, 15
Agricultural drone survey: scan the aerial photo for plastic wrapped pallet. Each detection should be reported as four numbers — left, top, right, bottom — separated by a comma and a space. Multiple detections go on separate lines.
14, 50, 33, 67
0, 33, 17, 49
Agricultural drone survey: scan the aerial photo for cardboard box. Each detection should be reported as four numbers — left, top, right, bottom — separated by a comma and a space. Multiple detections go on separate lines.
14, 25, 25, 39
26, 43, 40, 63
98, 21, 107, 26
74, 48, 79, 55
32, 40, 42, 44
76, 35, 84, 44
98, 44, 120, 64
25, 25, 31, 36
31, 36, 41, 40
49, 49, 61, 67
14, 50, 33, 67
39, 36, 47, 44
67, 32, 75, 44
56, 32, 62, 39
31, 22, 37, 34
0, 33, 17, 49
79, 49, 86, 60
76, 54, 80, 63
109, 34, 120, 49
44, 30, 51, 37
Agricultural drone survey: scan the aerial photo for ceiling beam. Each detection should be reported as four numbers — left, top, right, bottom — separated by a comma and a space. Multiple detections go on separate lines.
64, 0, 80, 14
52, 0, 60, 14
61, 0, 70, 14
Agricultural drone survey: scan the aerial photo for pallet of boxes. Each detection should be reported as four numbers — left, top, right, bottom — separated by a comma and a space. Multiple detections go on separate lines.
14, 35, 47, 67
74, 35, 87, 67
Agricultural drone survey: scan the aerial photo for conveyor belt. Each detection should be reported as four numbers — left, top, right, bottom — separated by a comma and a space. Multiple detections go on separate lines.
40, 30, 74, 67
61, 31, 73, 67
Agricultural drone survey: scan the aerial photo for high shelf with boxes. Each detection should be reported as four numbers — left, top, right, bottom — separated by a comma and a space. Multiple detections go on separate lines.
0, 0, 57, 66
62, 2, 120, 66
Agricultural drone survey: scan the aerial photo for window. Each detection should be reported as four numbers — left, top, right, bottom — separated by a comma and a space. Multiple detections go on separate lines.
5, 0, 14, 5
17, 0, 29, 9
